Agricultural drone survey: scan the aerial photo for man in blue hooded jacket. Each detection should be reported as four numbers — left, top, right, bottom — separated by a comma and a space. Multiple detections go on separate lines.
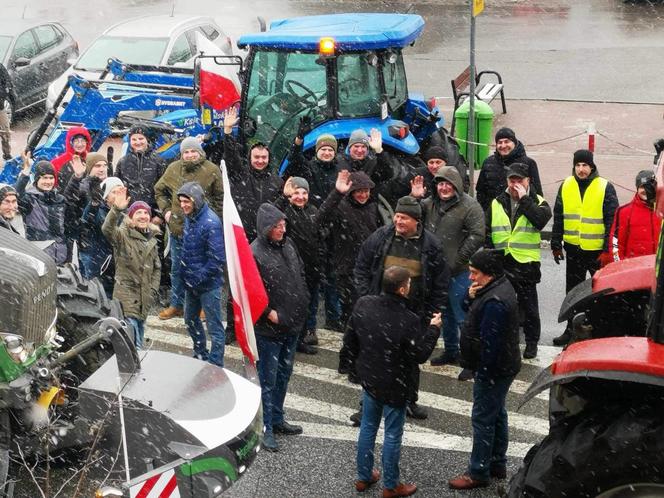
177, 181, 226, 367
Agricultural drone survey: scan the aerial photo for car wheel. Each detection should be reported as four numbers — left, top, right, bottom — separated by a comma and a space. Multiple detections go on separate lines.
507, 401, 664, 497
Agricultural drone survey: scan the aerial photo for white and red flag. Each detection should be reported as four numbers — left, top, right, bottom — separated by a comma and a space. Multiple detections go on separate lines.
221, 161, 268, 364
195, 32, 241, 111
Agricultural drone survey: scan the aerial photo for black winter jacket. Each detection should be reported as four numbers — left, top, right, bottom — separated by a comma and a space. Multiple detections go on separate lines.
15, 174, 67, 264
251, 203, 310, 338
224, 135, 283, 242
354, 224, 450, 319
485, 189, 552, 283
318, 190, 385, 276
115, 148, 166, 211
476, 141, 543, 212
460, 275, 521, 380
344, 293, 439, 407
273, 195, 323, 281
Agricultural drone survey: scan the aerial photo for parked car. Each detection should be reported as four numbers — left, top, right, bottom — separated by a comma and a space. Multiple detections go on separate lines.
46, 14, 233, 110
0, 20, 78, 122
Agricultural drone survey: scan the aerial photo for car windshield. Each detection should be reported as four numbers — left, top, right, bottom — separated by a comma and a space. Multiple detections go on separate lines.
244, 50, 328, 167
0, 36, 11, 62
75, 36, 169, 71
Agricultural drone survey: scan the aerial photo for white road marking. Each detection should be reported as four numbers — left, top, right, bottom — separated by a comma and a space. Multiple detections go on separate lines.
145, 326, 550, 437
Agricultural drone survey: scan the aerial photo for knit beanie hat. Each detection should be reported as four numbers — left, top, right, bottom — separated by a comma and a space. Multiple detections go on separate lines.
85, 152, 107, 175
127, 200, 151, 219
290, 177, 310, 192
34, 161, 55, 182
469, 248, 504, 277
635, 169, 655, 188
348, 129, 369, 147
348, 171, 375, 193
315, 134, 338, 153
573, 149, 596, 170
101, 177, 124, 200
0, 184, 17, 203
180, 136, 205, 157
128, 125, 148, 140
423, 145, 448, 163
395, 195, 422, 221
495, 127, 517, 145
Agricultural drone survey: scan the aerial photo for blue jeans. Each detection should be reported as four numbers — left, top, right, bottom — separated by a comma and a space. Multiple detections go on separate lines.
184, 286, 225, 367
442, 270, 471, 356
304, 279, 320, 332
468, 376, 514, 480
169, 235, 184, 308
256, 333, 298, 433
126, 317, 145, 349
322, 270, 341, 323
357, 390, 407, 489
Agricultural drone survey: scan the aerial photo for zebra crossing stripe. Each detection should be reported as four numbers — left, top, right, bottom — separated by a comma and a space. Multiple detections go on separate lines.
144, 327, 550, 436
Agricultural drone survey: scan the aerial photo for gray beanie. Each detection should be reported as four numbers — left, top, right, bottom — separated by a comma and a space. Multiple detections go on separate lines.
180, 136, 205, 157
290, 177, 310, 192
395, 195, 422, 221
101, 177, 124, 200
348, 129, 369, 147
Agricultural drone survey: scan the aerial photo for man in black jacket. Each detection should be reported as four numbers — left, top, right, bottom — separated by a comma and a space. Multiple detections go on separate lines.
345, 266, 441, 498
251, 203, 310, 453
0, 63, 12, 160
115, 126, 167, 217
354, 195, 449, 419
0, 184, 19, 234
485, 163, 551, 359
449, 248, 521, 490
476, 128, 543, 212
223, 107, 283, 242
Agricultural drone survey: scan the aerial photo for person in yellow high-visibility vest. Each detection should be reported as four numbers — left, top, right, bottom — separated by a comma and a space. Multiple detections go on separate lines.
551, 149, 618, 346
485, 163, 551, 359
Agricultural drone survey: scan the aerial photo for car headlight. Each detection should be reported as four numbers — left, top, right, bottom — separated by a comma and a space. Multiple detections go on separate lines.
4, 335, 29, 363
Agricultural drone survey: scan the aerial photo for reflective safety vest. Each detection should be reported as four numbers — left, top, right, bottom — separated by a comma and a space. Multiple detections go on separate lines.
490, 196, 544, 263
561, 176, 607, 250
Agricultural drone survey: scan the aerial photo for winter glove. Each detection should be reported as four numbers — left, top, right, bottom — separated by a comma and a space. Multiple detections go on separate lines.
552, 249, 565, 265
296, 116, 312, 140
598, 252, 614, 268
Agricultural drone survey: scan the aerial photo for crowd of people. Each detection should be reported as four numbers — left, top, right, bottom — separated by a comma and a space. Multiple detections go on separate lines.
0, 111, 660, 496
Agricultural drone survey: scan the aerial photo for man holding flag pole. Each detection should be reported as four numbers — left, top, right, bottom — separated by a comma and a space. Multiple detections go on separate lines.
221, 161, 309, 453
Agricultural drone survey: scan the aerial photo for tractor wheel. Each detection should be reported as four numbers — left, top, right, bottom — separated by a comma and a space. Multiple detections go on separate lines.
507, 401, 664, 497
55, 263, 126, 378
0, 411, 13, 498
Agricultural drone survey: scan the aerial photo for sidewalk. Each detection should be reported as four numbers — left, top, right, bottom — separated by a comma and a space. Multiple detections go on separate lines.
444, 98, 664, 205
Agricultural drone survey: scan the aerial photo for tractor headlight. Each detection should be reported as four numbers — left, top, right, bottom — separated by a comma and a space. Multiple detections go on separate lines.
4, 335, 29, 363
44, 313, 58, 345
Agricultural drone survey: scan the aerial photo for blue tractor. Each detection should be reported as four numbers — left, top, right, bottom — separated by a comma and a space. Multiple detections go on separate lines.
198, 13, 465, 184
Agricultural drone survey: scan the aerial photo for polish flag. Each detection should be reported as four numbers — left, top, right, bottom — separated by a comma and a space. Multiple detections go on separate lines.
195, 32, 241, 111
221, 160, 268, 364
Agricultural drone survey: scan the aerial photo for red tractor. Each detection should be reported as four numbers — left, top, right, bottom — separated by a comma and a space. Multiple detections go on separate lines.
508, 148, 664, 497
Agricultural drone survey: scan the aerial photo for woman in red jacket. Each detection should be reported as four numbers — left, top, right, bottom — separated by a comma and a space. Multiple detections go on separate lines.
603, 170, 660, 265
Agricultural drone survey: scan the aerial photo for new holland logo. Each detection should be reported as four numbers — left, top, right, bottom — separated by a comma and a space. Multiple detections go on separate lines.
155, 99, 186, 107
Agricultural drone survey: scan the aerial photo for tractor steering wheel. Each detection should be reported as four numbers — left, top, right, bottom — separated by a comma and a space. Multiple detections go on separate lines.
285, 80, 318, 106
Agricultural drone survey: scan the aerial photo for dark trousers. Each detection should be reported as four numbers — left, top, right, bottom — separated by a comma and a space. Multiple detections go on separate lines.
565, 243, 601, 293
338, 272, 358, 372
508, 278, 540, 344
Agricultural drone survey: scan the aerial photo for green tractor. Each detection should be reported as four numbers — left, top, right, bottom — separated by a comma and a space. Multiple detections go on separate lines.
0, 230, 262, 497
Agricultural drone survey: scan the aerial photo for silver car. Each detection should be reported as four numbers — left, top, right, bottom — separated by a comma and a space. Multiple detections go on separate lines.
46, 15, 233, 110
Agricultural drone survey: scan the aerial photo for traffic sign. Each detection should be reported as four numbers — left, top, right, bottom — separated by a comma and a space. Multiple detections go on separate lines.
473, 0, 484, 16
